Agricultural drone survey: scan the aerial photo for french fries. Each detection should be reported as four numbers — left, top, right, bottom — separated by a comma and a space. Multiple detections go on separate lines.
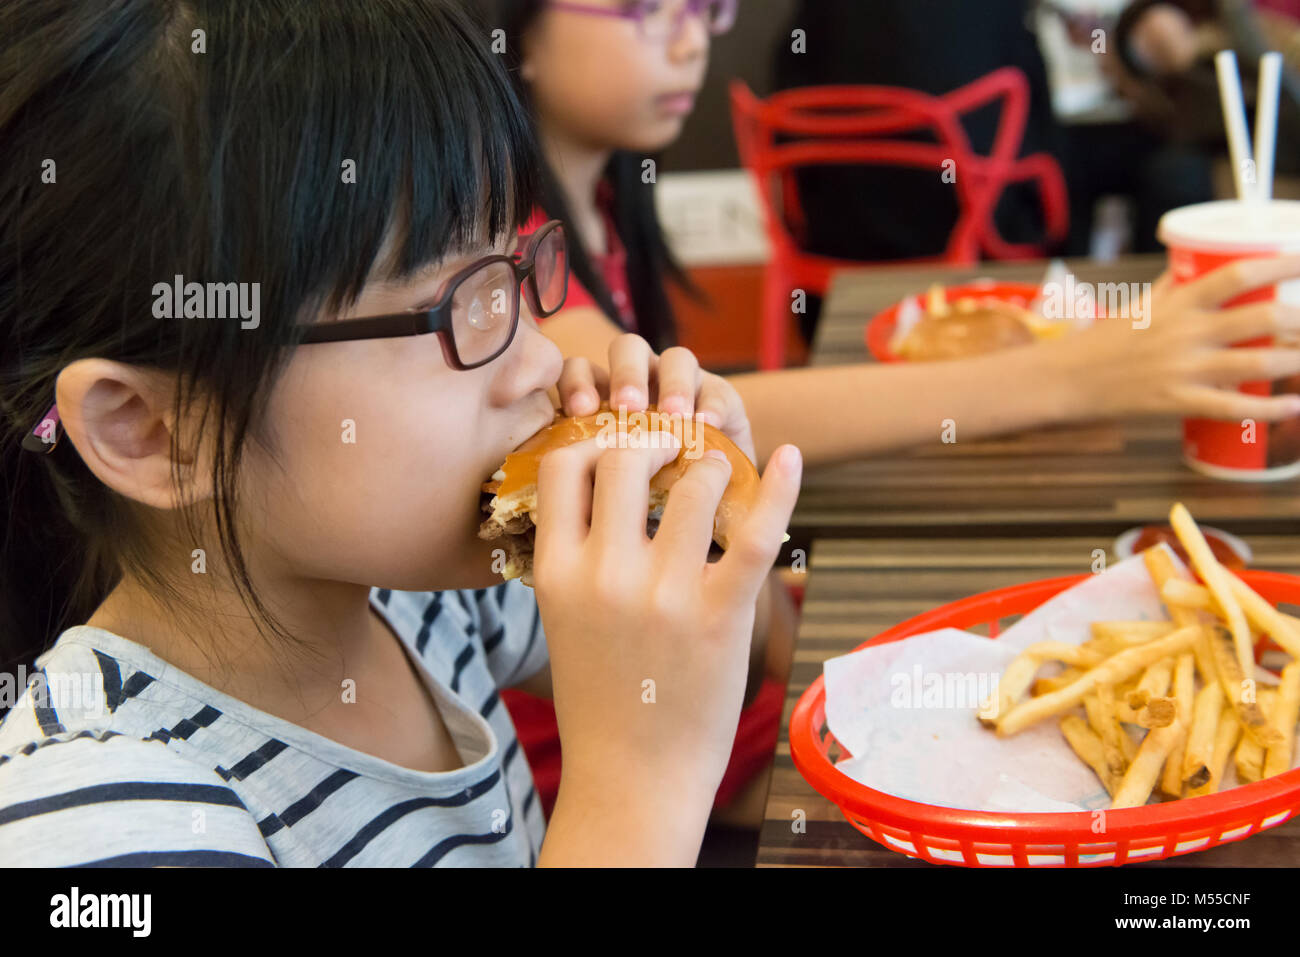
1033, 667, 1082, 696
994, 627, 1199, 737
1144, 548, 1218, 684
1170, 504, 1254, 680
1233, 688, 1274, 784
1263, 662, 1300, 779
979, 641, 1105, 724
1087, 687, 1130, 791
1060, 715, 1117, 797
1182, 683, 1224, 789
1187, 707, 1241, 798
1205, 624, 1280, 749
976, 503, 1299, 810
1161, 578, 1300, 660
1160, 653, 1196, 797
925, 284, 949, 318
1112, 718, 1185, 808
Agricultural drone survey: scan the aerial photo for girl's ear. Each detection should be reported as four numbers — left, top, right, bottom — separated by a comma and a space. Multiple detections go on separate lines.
54, 359, 214, 509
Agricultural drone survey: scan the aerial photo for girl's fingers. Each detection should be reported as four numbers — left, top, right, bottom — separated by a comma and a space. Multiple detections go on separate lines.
556, 357, 608, 416
607, 334, 655, 411
694, 374, 755, 462
1210, 302, 1300, 344
711, 444, 802, 605
653, 347, 700, 418
534, 436, 607, 554
1195, 347, 1300, 384
1187, 254, 1300, 309
1169, 385, 1300, 423
1150, 270, 1175, 302
651, 449, 733, 571
588, 430, 682, 553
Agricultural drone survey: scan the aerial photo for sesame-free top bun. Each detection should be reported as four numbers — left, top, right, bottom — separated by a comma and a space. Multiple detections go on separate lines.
478, 404, 759, 586
898, 300, 1036, 361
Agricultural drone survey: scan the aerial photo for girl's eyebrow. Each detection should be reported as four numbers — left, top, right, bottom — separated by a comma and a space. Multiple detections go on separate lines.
377, 233, 518, 293
369, 229, 525, 305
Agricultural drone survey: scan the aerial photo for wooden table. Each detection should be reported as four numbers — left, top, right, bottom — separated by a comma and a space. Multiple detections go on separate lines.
789, 256, 1300, 541
756, 536, 1300, 867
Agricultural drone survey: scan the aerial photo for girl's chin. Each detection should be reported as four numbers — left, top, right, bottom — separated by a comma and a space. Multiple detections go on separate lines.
627, 120, 685, 154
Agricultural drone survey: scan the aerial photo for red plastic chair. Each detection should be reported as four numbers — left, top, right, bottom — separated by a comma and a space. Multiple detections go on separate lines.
730, 67, 1069, 370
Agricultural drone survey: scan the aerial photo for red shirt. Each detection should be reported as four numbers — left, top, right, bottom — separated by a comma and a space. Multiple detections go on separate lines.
519, 179, 637, 332
1255, 0, 1300, 21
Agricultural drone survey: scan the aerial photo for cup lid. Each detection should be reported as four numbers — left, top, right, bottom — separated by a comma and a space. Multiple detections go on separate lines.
1158, 200, 1300, 252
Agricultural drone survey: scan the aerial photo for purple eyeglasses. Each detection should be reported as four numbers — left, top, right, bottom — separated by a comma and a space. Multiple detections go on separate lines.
549, 0, 738, 41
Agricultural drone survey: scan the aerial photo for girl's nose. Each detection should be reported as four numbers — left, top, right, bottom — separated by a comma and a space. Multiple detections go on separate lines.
501, 317, 564, 398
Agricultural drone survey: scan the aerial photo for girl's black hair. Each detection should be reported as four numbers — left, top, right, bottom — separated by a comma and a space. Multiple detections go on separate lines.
483, 0, 705, 352
0, 0, 540, 682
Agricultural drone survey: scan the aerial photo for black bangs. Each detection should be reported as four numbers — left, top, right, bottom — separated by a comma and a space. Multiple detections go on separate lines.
204, 0, 542, 317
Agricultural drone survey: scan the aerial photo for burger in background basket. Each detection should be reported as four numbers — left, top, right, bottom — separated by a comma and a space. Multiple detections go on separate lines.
895, 284, 1038, 361
868, 268, 1097, 363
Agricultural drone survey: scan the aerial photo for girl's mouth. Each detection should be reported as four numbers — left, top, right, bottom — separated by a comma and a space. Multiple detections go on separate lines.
655, 92, 696, 115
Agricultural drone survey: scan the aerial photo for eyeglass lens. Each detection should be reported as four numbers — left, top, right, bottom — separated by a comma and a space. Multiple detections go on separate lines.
449, 226, 567, 365
640, 0, 734, 40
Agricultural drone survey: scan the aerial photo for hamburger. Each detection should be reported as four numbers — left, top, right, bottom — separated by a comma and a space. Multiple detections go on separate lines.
897, 298, 1037, 361
479, 405, 760, 585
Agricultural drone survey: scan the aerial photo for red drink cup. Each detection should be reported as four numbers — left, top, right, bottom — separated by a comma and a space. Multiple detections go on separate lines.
1158, 199, 1300, 481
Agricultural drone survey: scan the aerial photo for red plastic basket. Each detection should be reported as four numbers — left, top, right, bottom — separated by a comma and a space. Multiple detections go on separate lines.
864, 281, 1043, 363
790, 571, 1300, 867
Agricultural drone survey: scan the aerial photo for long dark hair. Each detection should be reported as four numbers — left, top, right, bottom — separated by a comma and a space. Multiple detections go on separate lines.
0, 0, 540, 681
483, 0, 704, 351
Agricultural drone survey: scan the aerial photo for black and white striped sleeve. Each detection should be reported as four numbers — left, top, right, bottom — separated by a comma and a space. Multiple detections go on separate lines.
0, 733, 276, 867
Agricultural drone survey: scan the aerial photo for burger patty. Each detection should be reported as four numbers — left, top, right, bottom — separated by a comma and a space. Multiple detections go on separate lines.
481, 492, 723, 561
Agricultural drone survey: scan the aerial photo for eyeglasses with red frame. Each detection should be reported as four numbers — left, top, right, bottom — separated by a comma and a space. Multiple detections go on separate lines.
294, 218, 569, 369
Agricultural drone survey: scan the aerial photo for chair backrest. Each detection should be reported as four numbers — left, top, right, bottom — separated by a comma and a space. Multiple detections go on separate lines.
730, 67, 1068, 277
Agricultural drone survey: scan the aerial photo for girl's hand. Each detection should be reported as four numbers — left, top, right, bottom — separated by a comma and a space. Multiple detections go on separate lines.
1059, 255, 1300, 423
531, 420, 802, 821
554, 333, 758, 464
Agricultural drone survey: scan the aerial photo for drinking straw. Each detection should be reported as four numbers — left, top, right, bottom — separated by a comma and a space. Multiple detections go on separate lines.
1255, 52, 1284, 203
1215, 50, 1255, 202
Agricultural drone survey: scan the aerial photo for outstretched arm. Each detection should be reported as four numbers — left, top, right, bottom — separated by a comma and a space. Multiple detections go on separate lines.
543, 257, 1300, 469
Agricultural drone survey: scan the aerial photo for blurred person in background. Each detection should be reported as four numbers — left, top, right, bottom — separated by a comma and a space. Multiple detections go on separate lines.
1041, 0, 1217, 259
1044, 0, 1300, 258
1110, 0, 1300, 178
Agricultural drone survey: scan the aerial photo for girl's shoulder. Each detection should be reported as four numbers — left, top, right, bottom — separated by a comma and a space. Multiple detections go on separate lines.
0, 725, 275, 867
0, 635, 274, 866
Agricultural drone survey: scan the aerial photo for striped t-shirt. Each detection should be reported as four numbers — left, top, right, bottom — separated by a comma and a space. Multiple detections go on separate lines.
0, 584, 550, 867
